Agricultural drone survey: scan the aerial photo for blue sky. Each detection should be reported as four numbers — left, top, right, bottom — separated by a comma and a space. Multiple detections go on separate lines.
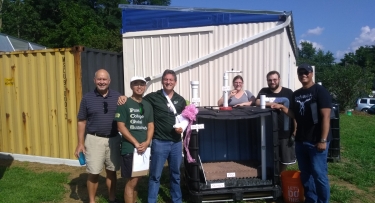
170, 0, 375, 61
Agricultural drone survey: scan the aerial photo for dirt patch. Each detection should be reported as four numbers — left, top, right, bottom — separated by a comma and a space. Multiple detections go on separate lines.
329, 175, 375, 203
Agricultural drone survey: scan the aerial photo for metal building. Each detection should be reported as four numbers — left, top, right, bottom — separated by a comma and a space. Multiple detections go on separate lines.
120, 5, 300, 105
0, 33, 47, 52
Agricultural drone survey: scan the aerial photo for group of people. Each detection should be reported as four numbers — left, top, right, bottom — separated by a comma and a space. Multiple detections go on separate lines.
217, 64, 331, 203
74, 63, 332, 203
74, 69, 185, 203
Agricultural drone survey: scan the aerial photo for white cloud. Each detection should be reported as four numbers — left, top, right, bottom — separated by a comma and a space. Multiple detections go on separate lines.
307, 27, 324, 35
349, 26, 375, 51
335, 50, 348, 61
301, 26, 324, 37
299, 39, 324, 50
336, 26, 375, 61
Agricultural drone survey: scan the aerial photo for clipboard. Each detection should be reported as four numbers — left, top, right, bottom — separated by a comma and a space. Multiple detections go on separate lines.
131, 147, 151, 177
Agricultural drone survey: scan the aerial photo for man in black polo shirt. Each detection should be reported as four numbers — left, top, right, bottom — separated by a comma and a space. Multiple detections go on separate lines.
74, 69, 121, 203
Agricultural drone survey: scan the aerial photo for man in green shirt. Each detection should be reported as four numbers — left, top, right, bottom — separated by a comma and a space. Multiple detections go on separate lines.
115, 76, 154, 203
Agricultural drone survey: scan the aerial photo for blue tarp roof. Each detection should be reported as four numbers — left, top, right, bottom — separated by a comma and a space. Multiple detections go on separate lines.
119, 5, 291, 34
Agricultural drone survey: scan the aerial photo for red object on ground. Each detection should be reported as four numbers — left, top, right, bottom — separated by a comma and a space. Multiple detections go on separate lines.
219, 106, 233, 111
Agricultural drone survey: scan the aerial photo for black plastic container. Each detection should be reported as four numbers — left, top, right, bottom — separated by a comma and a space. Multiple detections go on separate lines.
184, 106, 281, 202
328, 103, 340, 162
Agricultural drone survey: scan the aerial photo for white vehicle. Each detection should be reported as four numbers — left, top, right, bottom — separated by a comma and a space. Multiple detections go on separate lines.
355, 98, 375, 112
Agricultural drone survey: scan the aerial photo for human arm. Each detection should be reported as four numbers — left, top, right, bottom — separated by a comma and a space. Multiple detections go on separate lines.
74, 119, 87, 158
117, 121, 141, 150
316, 108, 331, 151
270, 103, 295, 119
292, 119, 297, 136
117, 96, 127, 105
137, 122, 154, 153
218, 90, 237, 106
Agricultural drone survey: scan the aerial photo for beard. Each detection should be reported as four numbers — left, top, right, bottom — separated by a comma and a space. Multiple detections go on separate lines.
269, 83, 279, 91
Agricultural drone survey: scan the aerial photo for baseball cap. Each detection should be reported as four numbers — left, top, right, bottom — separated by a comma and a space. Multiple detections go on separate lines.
297, 64, 313, 72
130, 76, 146, 83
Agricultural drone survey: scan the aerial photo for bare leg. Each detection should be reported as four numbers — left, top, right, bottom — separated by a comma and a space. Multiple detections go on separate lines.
87, 173, 99, 203
124, 177, 140, 203
106, 169, 117, 201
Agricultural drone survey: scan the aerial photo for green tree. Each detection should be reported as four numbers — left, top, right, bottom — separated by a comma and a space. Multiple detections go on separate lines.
318, 64, 374, 109
1, 0, 170, 51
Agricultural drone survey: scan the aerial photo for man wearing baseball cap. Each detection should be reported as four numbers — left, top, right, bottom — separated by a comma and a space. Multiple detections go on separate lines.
272, 64, 332, 203
115, 76, 154, 203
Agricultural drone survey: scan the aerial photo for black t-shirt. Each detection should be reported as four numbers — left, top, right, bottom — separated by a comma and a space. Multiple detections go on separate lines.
291, 84, 332, 143
256, 87, 294, 139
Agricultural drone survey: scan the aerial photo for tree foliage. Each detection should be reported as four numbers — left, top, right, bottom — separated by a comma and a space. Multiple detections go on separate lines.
318, 64, 373, 109
297, 42, 375, 109
0, 0, 170, 52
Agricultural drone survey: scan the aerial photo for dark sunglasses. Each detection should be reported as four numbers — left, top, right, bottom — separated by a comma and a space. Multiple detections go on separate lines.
103, 102, 108, 114
138, 103, 144, 115
298, 71, 311, 76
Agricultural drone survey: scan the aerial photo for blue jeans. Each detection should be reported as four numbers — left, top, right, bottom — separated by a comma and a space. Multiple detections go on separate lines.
295, 141, 330, 203
148, 139, 182, 203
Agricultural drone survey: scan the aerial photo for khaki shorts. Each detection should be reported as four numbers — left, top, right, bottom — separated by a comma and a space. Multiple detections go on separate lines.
85, 133, 121, 174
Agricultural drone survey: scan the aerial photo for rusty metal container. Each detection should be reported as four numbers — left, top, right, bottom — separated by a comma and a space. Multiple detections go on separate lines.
0, 46, 123, 160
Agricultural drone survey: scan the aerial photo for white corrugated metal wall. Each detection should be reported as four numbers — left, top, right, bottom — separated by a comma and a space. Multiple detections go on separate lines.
122, 21, 297, 106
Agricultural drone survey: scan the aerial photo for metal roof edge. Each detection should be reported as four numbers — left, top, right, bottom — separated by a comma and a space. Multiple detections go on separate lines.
118, 4, 288, 15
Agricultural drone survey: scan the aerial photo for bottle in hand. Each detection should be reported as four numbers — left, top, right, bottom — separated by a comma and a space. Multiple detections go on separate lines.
78, 152, 86, 165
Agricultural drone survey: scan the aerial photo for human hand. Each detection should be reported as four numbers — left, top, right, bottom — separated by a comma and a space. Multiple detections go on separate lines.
117, 96, 127, 105
137, 142, 149, 153
233, 101, 252, 107
270, 103, 283, 110
74, 144, 86, 158
316, 142, 327, 151
288, 134, 295, 147
229, 90, 237, 98
175, 127, 183, 134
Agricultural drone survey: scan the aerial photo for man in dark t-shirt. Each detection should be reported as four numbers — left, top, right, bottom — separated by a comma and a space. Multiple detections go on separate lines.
272, 64, 331, 203
255, 71, 296, 173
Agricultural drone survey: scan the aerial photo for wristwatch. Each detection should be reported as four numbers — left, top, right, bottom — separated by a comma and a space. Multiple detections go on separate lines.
320, 138, 327, 143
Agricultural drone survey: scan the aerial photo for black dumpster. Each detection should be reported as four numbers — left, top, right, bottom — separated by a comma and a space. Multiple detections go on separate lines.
328, 103, 340, 162
184, 106, 281, 202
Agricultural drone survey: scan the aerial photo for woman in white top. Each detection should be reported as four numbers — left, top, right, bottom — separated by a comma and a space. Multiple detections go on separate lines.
218, 75, 256, 107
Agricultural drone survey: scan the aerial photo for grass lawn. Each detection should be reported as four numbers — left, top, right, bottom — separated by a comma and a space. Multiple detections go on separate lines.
0, 112, 374, 203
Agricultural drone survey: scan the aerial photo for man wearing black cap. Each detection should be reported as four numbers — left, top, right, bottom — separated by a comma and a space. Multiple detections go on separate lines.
272, 64, 332, 203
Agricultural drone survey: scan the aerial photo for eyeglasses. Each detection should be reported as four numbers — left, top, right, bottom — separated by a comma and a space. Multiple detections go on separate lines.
267, 79, 278, 82
138, 103, 144, 115
234, 82, 243, 85
103, 102, 108, 114
131, 81, 146, 87
298, 71, 311, 76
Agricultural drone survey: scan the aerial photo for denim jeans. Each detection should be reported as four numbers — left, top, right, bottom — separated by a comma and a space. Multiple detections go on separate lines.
148, 139, 182, 203
295, 141, 330, 203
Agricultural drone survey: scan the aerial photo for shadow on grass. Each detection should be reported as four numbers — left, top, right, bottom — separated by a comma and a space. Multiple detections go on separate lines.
0, 153, 14, 180
68, 173, 112, 203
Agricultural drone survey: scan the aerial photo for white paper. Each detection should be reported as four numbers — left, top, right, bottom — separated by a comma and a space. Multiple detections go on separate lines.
173, 115, 189, 132
132, 147, 150, 172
